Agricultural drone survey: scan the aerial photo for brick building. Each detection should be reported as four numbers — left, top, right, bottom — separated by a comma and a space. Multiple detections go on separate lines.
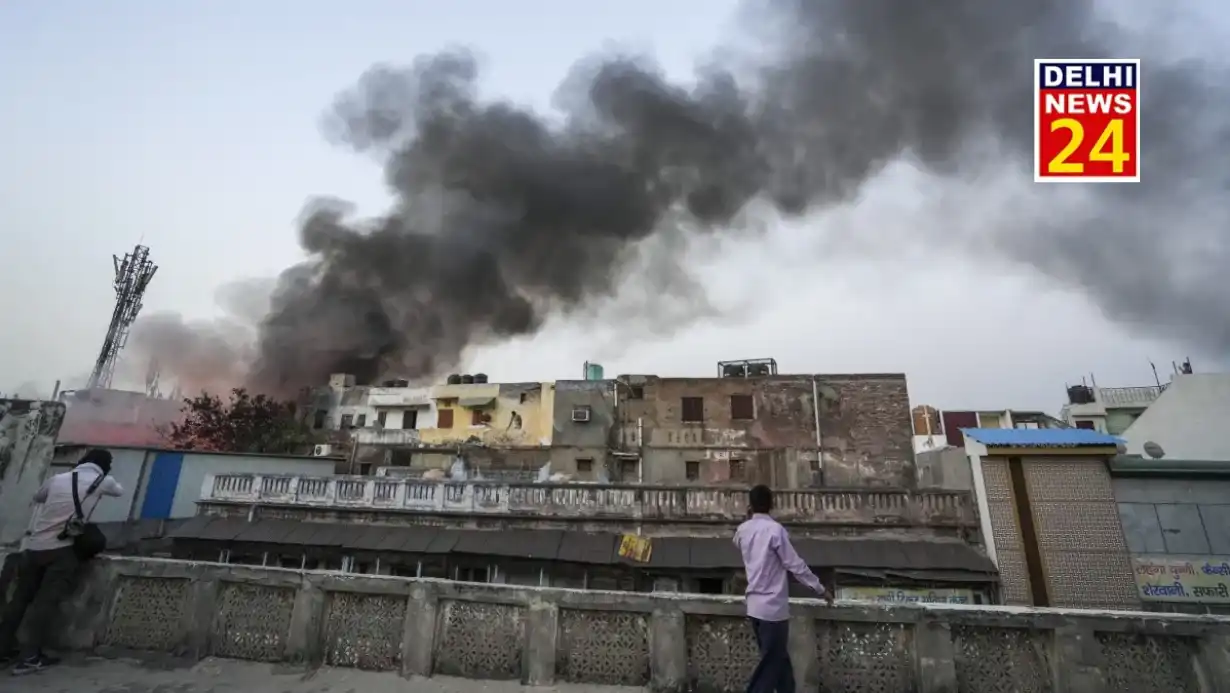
600, 366, 914, 488
317, 360, 916, 490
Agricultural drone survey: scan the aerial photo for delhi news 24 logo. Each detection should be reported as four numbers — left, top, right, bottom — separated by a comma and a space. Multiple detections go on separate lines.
1034, 58, 1140, 183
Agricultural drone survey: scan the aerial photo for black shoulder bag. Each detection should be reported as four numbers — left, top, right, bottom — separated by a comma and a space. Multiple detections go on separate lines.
59, 471, 108, 559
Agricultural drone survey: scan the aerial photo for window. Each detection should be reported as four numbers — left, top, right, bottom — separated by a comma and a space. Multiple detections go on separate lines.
519, 392, 528, 404
456, 566, 489, 583
356, 413, 367, 427
620, 459, 639, 481
629, 385, 644, 400
437, 409, 454, 428
1074, 420, 1095, 430
729, 459, 745, 481
376, 410, 388, 427
471, 409, 492, 426
402, 409, 418, 429
681, 396, 704, 423
340, 413, 354, 429
685, 461, 700, 481
313, 410, 327, 429
730, 394, 754, 420
358, 463, 371, 476
576, 458, 593, 474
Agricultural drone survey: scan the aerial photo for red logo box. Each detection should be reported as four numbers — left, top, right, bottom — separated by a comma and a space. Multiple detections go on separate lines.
1034, 59, 1140, 183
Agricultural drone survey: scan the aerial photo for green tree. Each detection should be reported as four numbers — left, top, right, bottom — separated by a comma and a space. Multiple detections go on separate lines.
165, 388, 317, 454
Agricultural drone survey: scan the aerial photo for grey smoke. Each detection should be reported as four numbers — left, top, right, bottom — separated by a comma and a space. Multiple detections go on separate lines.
142, 0, 1230, 395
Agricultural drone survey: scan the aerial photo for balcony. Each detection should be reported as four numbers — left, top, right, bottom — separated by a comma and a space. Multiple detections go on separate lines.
201, 474, 977, 528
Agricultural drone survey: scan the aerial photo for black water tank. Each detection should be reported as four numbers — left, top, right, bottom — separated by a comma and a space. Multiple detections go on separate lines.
460, 374, 475, 384
446, 374, 462, 385
473, 373, 489, 383
722, 364, 746, 378
1067, 385, 1095, 405
392, 379, 409, 388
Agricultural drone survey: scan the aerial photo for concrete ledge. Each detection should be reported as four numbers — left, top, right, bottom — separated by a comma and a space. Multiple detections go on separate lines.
37, 557, 1230, 692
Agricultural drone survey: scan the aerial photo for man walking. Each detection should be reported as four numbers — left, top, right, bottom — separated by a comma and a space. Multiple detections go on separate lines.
734, 484, 833, 693
0, 448, 123, 675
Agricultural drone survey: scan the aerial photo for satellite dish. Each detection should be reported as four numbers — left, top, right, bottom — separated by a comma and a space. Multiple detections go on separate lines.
1143, 441, 1165, 459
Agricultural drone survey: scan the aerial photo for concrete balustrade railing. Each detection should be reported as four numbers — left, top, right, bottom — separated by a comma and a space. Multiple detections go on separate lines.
48, 558, 1230, 693
202, 474, 977, 526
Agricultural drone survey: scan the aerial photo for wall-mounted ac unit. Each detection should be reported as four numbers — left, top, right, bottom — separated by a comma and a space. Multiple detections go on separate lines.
313, 444, 333, 457
571, 406, 591, 423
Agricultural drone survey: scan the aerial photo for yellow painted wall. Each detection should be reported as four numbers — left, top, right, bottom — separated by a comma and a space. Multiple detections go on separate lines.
418, 382, 555, 447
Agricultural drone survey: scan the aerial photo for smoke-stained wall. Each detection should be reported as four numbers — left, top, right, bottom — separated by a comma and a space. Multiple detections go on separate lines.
619, 374, 915, 487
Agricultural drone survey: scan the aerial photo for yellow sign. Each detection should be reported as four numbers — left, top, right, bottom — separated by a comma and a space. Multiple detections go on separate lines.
1133, 556, 1230, 603
837, 587, 976, 605
618, 534, 652, 563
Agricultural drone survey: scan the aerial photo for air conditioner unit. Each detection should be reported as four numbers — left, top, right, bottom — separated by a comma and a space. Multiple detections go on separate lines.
571, 407, 591, 423
312, 444, 333, 457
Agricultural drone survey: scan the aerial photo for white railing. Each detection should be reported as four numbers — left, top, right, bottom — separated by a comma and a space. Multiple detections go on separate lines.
201, 474, 977, 525
1099, 385, 1165, 407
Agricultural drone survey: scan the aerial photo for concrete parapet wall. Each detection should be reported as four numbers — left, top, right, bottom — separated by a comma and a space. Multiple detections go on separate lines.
201, 474, 977, 529
44, 557, 1230, 693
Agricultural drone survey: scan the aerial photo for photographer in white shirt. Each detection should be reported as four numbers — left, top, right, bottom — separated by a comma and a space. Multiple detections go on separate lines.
0, 448, 123, 675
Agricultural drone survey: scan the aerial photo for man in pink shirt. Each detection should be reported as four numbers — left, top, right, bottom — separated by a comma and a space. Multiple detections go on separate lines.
733, 485, 832, 693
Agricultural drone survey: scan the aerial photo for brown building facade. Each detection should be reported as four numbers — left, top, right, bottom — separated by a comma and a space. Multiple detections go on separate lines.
606, 371, 915, 488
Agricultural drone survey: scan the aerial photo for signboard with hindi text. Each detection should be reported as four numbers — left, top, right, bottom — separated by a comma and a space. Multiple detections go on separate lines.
837, 587, 978, 605
1133, 555, 1230, 604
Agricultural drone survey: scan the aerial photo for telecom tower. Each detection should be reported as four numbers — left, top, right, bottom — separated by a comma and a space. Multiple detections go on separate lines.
86, 245, 158, 390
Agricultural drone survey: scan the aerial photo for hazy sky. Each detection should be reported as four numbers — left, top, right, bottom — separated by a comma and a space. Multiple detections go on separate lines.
1, 1, 1225, 413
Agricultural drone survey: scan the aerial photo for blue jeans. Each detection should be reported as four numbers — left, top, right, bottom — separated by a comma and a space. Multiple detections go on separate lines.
746, 618, 794, 693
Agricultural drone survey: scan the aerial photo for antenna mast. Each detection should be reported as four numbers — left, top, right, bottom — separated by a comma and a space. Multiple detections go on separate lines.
86, 244, 158, 390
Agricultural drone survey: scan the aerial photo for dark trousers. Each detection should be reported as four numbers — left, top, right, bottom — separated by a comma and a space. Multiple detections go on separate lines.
0, 547, 80, 657
746, 617, 794, 693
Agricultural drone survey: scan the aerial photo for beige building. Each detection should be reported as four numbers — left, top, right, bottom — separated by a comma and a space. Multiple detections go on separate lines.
963, 427, 1140, 610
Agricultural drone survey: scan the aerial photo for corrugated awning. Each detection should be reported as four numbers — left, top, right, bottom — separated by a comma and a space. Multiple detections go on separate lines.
558, 533, 617, 564
458, 396, 496, 408
168, 520, 996, 578
452, 530, 563, 560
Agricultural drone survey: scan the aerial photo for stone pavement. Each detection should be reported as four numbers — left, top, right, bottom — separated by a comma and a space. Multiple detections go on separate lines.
11, 656, 645, 693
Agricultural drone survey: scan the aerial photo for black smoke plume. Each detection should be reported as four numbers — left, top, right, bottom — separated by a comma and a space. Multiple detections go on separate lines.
138, 0, 1230, 395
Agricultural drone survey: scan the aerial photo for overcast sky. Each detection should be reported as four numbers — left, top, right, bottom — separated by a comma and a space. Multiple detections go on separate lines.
1, 0, 1225, 414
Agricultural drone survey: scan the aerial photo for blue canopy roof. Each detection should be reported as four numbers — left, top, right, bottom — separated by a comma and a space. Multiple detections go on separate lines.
961, 428, 1123, 447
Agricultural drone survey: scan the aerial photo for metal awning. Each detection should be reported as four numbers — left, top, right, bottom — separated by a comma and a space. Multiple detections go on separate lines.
458, 396, 495, 408
168, 520, 997, 580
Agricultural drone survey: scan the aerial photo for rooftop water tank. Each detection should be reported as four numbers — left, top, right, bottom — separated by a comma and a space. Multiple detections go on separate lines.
446, 374, 462, 385
584, 362, 605, 381
460, 374, 475, 384
473, 373, 489, 384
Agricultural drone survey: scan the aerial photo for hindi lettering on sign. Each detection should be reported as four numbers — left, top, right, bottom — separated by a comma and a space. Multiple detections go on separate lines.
1034, 59, 1141, 183
1132, 555, 1230, 604
837, 587, 977, 605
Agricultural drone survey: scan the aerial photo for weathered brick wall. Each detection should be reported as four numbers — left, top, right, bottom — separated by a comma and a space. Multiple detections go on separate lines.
623, 374, 915, 488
